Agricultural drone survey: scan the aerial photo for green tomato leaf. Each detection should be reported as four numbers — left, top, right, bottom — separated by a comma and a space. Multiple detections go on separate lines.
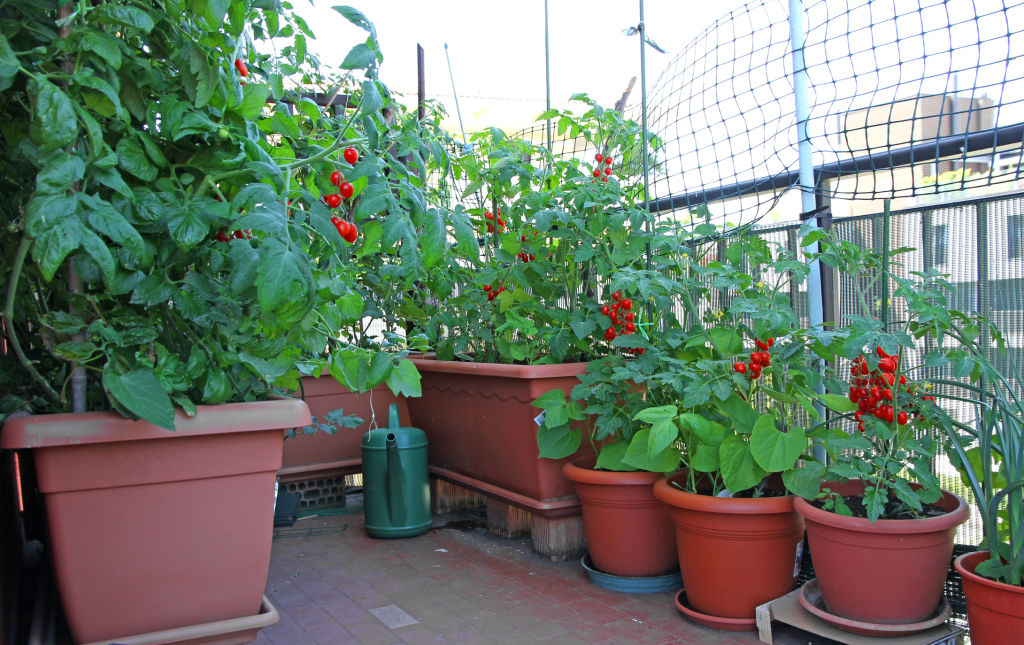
820, 393, 859, 413
29, 78, 78, 151
116, 135, 157, 181
420, 207, 446, 269
89, 4, 156, 32
782, 461, 826, 499
31, 216, 82, 281
385, 359, 422, 398
0, 33, 18, 91
102, 368, 176, 430
36, 151, 85, 194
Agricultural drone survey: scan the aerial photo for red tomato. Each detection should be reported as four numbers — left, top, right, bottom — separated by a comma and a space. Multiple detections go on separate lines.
234, 58, 248, 77
325, 193, 342, 208
330, 171, 343, 186
339, 182, 354, 199
343, 147, 359, 164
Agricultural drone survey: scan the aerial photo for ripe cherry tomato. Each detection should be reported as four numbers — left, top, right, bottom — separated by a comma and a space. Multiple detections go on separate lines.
897, 411, 909, 425
330, 171, 343, 186
483, 284, 492, 292
601, 305, 610, 315
612, 291, 621, 301
343, 224, 358, 243
592, 169, 601, 178
734, 362, 747, 374
339, 182, 354, 199
755, 339, 769, 351
624, 322, 635, 333
624, 311, 634, 322
343, 147, 359, 164
488, 292, 496, 302
601, 176, 608, 182
325, 193, 342, 208
604, 156, 613, 165
604, 167, 611, 176
234, 58, 248, 77
620, 298, 632, 310
595, 153, 604, 162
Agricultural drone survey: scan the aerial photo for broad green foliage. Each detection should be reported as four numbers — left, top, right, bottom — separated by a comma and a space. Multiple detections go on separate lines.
0, 2, 449, 428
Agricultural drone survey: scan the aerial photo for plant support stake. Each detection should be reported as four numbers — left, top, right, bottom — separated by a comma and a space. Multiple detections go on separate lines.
788, 0, 826, 463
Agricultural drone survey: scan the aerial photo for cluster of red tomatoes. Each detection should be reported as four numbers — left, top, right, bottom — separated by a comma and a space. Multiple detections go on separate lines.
516, 232, 541, 262
482, 282, 506, 302
848, 347, 932, 431
592, 153, 614, 183
600, 291, 636, 343
323, 148, 361, 243
215, 229, 252, 242
484, 209, 506, 234
733, 337, 775, 380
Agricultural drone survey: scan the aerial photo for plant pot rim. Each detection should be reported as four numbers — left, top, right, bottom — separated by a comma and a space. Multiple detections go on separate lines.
653, 473, 796, 515
563, 456, 664, 486
955, 550, 1024, 593
793, 479, 969, 533
409, 357, 589, 378
1, 397, 312, 450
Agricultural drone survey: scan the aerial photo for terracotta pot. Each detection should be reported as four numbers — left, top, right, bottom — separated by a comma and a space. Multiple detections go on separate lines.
653, 473, 805, 623
955, 550, 1024, 645
1, 398, 311, 644
281, 377, 408, 477
406, 359, 590, 503
563, 456, 677, 577
794, 479, 968, 624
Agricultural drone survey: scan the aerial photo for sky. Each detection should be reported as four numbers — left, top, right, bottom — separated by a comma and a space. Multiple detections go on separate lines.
291, 0, 749, 133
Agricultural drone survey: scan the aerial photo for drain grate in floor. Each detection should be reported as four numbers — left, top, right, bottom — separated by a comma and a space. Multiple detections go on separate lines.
368, 604, 418, 629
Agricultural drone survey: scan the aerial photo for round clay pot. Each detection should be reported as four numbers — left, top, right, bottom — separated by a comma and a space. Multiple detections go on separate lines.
794, 479, 968, 625
563, 457, 677, 578
653, 473, 805, 623
955, 550, 1024, 645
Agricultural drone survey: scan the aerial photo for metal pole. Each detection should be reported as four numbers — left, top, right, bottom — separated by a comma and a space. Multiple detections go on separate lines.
788, 0, 826, 462
444, 43, 469, 147
639, 1, 652, 278
544, 0, 552, 154
417, 44, 425, 122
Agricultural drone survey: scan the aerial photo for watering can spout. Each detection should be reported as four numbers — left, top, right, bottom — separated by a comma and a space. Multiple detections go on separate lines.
385, 404, 407, 525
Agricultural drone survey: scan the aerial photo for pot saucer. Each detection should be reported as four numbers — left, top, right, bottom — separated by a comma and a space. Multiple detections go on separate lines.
673, 590, 758, 632
798, 579, 952, 637
580, 554, 682, 594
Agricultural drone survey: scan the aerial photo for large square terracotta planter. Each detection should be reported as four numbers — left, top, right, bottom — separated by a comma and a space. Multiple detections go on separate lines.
1, 398, 311, 644
406, 359, 590, 510
281, 377, 409, 480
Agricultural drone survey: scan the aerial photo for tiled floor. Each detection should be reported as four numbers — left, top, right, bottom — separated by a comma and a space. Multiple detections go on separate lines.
258, 498, 778, 645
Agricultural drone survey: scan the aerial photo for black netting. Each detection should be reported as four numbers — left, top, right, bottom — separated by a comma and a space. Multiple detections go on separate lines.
623, 0, 1024, 226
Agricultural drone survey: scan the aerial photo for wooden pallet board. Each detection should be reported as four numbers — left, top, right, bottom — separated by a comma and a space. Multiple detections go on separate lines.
755, 589, 965, 645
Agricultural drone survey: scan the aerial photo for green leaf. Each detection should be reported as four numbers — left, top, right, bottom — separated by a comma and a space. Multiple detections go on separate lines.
360, 79, 383, 117
623, 428, 681, 472
31, 217, 82, 281
29, 78, 78, 151
102, 368, 176, 430
235, 83, 271, 121
537, 423, 580, 459
77, 30, 122, 70
332, 5, 377, 37
648, 415, 678, 458
633, 404, 677, 424
420, 207, 445, 269
570, 319, 597, 339
750, 415, 806, 472
782, 461, 826, 499
84, 196, 150, 264
385, 359, 421, 398
690, 443, 720, 473
116, 136, 157, 181
89, 4, 156, 32
0, 33, 19, 91
820, 393, 858, 413
719, 435, 768, 493
78, 228, 115, 283
36, 151, 85, 193
165, 205, 209, 250
256, 238, 314, 313
717, 393, 760, 432
340, 43, 376, 70
533, 389, 567, 409
595, 440, 635, 471
708, 327, 743, 354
